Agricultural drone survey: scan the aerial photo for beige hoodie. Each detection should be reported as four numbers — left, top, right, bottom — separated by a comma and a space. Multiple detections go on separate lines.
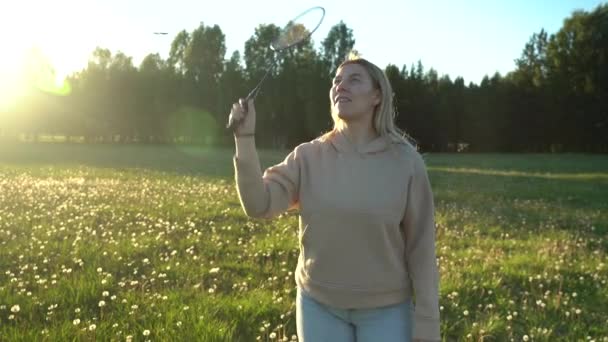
233, 129, 440, 341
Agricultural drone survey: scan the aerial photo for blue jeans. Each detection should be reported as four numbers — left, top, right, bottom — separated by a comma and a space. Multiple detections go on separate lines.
296, 288, 413, 342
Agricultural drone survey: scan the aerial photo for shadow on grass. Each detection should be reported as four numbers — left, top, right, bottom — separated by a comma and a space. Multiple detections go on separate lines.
0, 142, 291, 178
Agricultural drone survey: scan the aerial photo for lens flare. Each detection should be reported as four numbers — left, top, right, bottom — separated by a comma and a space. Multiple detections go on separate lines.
167, 106, 220, 158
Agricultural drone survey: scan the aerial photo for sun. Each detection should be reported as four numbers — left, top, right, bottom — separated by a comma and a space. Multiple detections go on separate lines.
0, 48, 28, 112
0, 47, 73, 113
0, 1, 93, 110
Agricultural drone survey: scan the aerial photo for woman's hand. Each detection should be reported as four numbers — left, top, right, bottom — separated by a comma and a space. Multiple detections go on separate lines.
228, 98, 256, 136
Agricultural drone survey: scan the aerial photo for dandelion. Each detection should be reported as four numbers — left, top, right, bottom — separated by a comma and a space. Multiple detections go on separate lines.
102, 291, 109, 297
463, 310, 469, 316
10, 305, 20, 313
143, 329, 150, 336
209, 267, 220, 274
523, 335, 529, 341
89, 324, 97, 331
98, 301, 106, 307
73, 319, 80, 325
270, 332, 277, 339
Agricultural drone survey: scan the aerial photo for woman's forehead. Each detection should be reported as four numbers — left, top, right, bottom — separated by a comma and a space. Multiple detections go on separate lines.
335, 63, 369, 78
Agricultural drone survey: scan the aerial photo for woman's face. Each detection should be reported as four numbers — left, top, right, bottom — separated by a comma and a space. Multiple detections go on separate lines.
330, 63, 380, 123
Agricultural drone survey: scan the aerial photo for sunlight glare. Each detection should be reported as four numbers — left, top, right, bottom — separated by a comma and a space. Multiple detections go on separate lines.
0, 0, 107, 107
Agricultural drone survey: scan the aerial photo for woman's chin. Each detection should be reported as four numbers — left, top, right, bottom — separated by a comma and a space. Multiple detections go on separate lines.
336, 111, 354, 120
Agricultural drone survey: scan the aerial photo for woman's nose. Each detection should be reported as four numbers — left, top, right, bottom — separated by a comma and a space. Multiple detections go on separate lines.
335, 80, 348, 91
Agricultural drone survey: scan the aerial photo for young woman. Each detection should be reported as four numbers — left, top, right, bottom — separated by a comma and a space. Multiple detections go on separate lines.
229, 55, 440, 342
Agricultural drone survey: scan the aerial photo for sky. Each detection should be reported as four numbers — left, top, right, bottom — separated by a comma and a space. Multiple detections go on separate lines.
0, 0, 606, 89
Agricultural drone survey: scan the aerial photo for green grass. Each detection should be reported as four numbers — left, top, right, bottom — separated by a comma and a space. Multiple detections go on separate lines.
1, 142, 607, 341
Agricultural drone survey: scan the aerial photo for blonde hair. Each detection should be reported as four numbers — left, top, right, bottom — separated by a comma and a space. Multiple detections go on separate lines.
320, 51, 416, 148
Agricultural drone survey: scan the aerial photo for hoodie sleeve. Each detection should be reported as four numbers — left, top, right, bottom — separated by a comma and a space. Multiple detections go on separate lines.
233, 145, 303, 219
401, 152, 441, 341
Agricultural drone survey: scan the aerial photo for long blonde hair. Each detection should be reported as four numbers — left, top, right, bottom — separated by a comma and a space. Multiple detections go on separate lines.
320, 52, 416, 148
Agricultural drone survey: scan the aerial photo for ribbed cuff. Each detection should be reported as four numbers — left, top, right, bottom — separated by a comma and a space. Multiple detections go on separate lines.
234, 133, 255, 138
413, 315, 440, 341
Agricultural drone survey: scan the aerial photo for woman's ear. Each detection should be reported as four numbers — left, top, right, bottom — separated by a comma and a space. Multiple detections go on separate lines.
373, 89, 381, 106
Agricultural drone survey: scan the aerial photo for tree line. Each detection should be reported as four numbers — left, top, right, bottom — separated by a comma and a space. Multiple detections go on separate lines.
1, 4, 606, 152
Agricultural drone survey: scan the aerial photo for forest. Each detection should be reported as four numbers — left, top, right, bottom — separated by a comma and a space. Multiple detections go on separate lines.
1, 4, 606, 153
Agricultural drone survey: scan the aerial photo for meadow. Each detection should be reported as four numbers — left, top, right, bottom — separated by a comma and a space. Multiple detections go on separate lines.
0, 142, 607, 341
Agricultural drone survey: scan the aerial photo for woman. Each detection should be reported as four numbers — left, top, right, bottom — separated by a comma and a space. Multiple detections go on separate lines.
229, 55, 440, 342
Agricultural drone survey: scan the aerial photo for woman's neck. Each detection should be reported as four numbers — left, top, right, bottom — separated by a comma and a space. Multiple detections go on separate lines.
338, 120, 379, 147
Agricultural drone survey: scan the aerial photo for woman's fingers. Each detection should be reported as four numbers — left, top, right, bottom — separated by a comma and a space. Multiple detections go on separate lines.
231, 103, 243, 120
227, 98, 254, 133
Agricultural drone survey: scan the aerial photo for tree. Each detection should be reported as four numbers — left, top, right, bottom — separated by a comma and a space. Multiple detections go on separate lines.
321, 21, 356, 75
137, 53, 172, 142
168, 30, 191, 75
243, 24, 282, 146
514, 29, 549, 88
218, 51, 247, 144
544, 5, 608, 151
184, 23, 226, 113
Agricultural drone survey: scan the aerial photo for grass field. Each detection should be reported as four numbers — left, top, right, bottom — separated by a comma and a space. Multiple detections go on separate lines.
1, 142, 607, 341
